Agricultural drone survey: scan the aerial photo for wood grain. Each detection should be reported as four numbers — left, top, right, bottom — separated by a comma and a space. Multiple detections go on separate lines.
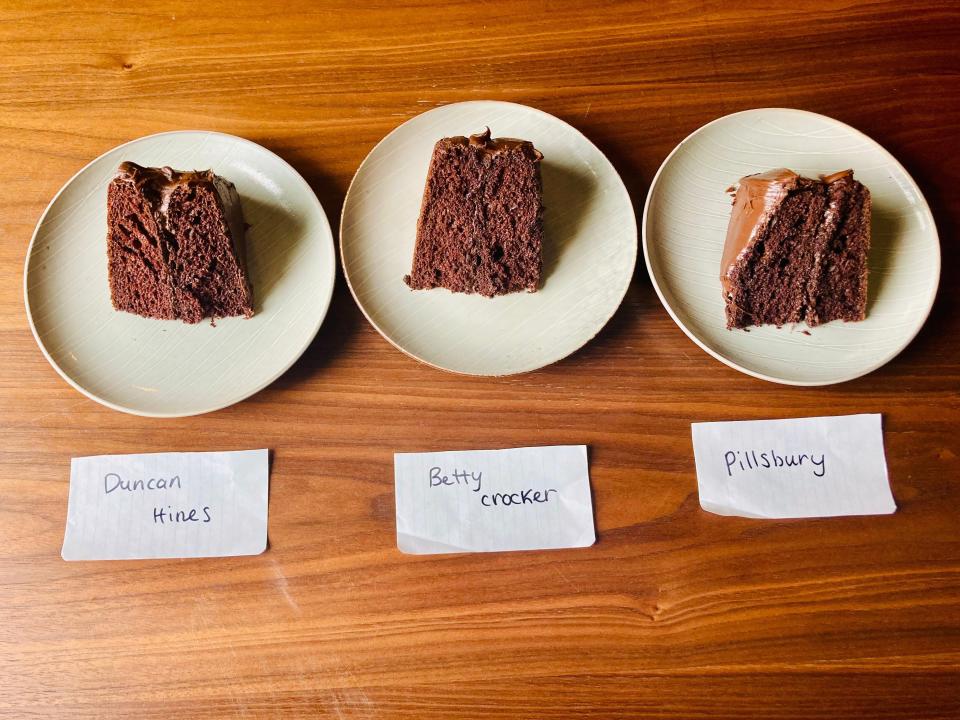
1, 1, 959, 717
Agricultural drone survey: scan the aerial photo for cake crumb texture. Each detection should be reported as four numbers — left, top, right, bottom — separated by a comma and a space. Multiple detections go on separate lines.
405, 129, 543, 297
107, 162, 254, 324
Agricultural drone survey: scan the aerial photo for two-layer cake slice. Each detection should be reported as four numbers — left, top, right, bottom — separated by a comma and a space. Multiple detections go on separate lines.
107, 162, 254, 324
721, 168, 871, 330
405, 128, 543, 297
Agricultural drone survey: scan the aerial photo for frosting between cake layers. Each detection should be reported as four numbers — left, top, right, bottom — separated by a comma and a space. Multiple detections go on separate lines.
720, 168, 858, 297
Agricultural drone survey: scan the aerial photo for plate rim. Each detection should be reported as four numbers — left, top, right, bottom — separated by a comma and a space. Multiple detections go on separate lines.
641, 107, 942, 387
23, 129, 336, 418
340, 99, 638, 377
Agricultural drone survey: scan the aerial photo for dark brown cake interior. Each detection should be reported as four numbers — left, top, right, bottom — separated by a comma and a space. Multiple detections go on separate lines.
807, 173, 871, 326
107, 163, 253, 324
722, 169, 870, 329
724, 177, 827, 329
405, 129, 543, 297
107, 179, 176, 319
164, 181, 252, 323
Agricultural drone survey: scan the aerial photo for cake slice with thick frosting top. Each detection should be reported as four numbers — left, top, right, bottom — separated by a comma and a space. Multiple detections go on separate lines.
721, 168, 870, 329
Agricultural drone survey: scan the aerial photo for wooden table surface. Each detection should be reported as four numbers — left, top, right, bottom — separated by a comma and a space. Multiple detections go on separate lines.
1, 2, 958, 718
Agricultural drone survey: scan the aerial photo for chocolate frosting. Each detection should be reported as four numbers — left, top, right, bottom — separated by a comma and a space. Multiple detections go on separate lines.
819, 169, 853, 184
446, 128, 543, 161
115, 162, 246, 266
719, 168, 856, 296
117, 162, 214, 212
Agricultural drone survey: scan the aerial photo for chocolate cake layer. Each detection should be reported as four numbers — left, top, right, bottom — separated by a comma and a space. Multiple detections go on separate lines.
807, 171, 871, 326
721, 168, 871, 330
107, 162, 253, 323
405, 128, 543, 297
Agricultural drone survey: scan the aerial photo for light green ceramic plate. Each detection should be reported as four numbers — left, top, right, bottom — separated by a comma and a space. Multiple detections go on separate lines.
25, 131, 335, 416
644, 108, 940, 386
341, 101, 637, 376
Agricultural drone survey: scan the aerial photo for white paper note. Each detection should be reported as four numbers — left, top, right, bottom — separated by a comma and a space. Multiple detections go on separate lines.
394, 445, 595, 554
62, 449, 269, 561
692, 414, 895, 519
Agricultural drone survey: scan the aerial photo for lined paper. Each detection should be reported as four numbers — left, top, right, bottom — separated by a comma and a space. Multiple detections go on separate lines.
62, 449, 269, 560
394, 445, 595, 554
692, 414, 895, 518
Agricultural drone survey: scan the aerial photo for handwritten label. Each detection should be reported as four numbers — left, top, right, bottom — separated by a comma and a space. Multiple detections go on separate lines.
692, 414, 895, 518
62, 449, 269, 561
394, 445, 594, 554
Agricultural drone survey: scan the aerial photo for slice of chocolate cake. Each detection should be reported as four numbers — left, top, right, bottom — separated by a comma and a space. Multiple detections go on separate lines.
404, 128, 543, 297
721, 168, 871, 330
107, 162, 253, 324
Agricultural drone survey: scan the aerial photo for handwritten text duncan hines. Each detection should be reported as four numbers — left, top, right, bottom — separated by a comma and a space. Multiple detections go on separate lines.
103, 472, 212, 525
